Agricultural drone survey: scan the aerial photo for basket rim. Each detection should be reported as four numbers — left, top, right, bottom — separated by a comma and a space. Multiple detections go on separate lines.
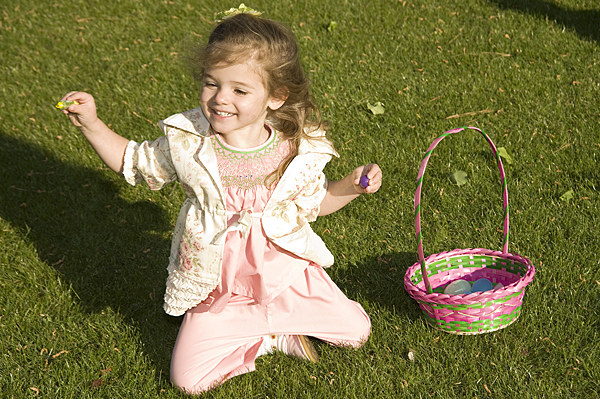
404, 247, 535, 305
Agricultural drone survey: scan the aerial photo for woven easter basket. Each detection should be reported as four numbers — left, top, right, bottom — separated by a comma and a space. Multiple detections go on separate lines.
404, 127, 535, 335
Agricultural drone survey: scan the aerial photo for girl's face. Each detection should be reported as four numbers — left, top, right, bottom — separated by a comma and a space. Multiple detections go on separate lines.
200, 61, 285, 148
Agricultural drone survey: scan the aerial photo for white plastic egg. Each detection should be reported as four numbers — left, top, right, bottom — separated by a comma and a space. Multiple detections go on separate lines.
443, 279, 472, 295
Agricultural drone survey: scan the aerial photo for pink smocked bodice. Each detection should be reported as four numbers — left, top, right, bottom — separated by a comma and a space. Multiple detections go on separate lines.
206, 128, 312, 313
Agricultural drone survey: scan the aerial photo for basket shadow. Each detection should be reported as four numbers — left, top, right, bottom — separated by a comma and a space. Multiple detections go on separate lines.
0, 132, 179, 381
487, 0, 600, 44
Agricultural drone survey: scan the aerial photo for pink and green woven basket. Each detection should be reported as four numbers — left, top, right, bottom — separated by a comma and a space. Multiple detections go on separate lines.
404, 126, 535, 335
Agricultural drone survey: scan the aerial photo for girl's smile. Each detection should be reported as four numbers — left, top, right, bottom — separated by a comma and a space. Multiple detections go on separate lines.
200, 62, 285, 148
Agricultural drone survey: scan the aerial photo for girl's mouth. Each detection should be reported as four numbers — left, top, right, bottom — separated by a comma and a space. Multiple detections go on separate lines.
213, 109, 234, 117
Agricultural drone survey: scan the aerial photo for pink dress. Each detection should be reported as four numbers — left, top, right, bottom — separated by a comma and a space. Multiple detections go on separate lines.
207, 128, 311, 313
170, 128, 371, 393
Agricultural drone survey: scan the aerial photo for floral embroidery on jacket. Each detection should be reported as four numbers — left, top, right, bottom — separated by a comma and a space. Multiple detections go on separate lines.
123, 107, 338, 316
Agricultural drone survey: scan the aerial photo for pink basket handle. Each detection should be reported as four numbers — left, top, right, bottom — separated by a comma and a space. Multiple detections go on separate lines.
415, 126, 509, 293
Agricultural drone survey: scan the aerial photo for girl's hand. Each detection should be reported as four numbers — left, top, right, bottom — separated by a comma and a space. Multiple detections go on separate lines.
353, 163, 382, 194
59, 91, 99, 130
318, 163, 382, 215
57, 92, 129, 173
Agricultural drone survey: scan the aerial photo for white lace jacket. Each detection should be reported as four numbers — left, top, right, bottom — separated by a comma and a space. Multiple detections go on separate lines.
123, 107, 338, 316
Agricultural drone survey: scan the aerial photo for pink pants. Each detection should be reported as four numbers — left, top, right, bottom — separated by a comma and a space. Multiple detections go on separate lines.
170, 266, 371, 393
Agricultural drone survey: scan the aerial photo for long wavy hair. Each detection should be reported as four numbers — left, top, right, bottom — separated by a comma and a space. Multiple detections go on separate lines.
189, 13, 331, 186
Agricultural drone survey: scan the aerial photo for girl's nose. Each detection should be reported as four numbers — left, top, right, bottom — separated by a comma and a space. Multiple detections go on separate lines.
214, 89, 230, 105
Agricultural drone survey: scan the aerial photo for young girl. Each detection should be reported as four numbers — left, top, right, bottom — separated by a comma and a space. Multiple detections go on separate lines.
60, 11, 382, 394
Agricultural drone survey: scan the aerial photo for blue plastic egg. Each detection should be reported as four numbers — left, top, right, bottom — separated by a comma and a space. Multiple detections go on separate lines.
444, 279, 472, 295
471, 278, 493, 292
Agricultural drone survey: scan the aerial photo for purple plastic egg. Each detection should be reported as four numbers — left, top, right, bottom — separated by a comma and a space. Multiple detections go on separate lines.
359, 175, 370, 188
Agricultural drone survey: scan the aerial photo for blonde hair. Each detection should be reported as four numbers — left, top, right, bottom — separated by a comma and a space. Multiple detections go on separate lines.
189, 13, 331, 186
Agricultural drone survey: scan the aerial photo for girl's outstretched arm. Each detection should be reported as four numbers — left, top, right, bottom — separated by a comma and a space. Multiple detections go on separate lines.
318, 163, 382, 216
59, 91, 130, 174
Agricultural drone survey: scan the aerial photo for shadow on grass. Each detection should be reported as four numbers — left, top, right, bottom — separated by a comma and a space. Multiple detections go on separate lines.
0, 131, 431, 381
487, 0, 600, 44
0, 132, 180, 379
330, 251, 423, 319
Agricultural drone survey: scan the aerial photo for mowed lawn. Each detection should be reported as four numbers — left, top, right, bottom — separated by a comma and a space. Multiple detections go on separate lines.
1, 0, 599, 397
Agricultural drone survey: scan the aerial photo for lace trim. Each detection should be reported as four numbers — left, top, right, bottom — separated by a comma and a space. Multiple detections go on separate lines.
163, 264, 218, 316
123, 141, 141, 186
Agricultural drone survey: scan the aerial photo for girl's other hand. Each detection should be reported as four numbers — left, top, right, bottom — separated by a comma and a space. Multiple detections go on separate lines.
353, 163, 382, 194
59, 91, 99, 130
318, 163, 382, 216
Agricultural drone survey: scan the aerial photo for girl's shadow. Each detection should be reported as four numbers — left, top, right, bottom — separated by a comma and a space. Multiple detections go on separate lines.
330, 251, 422, 319
0, 132, 180, 378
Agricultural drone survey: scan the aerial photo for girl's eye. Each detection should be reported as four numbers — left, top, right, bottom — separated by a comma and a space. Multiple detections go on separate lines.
204, 82, 217, 88
234, 89, 248, 95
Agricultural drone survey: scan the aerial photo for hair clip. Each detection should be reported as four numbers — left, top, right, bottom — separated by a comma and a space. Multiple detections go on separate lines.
215, 3, 262, 22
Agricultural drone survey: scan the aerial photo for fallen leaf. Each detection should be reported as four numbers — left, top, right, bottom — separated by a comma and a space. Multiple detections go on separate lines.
91, 379, 103, 389
327, 21, 338, 32
367, 101, 385, 115
449, 170, 468, 186
560, 189, 574, 201
497, 147, 513, 164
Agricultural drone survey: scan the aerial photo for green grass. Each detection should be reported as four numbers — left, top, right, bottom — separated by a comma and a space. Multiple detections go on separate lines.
1, 0, 599, 397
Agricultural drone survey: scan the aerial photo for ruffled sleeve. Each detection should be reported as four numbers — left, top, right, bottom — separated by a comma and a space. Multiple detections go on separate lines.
122, 137, 178, 190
